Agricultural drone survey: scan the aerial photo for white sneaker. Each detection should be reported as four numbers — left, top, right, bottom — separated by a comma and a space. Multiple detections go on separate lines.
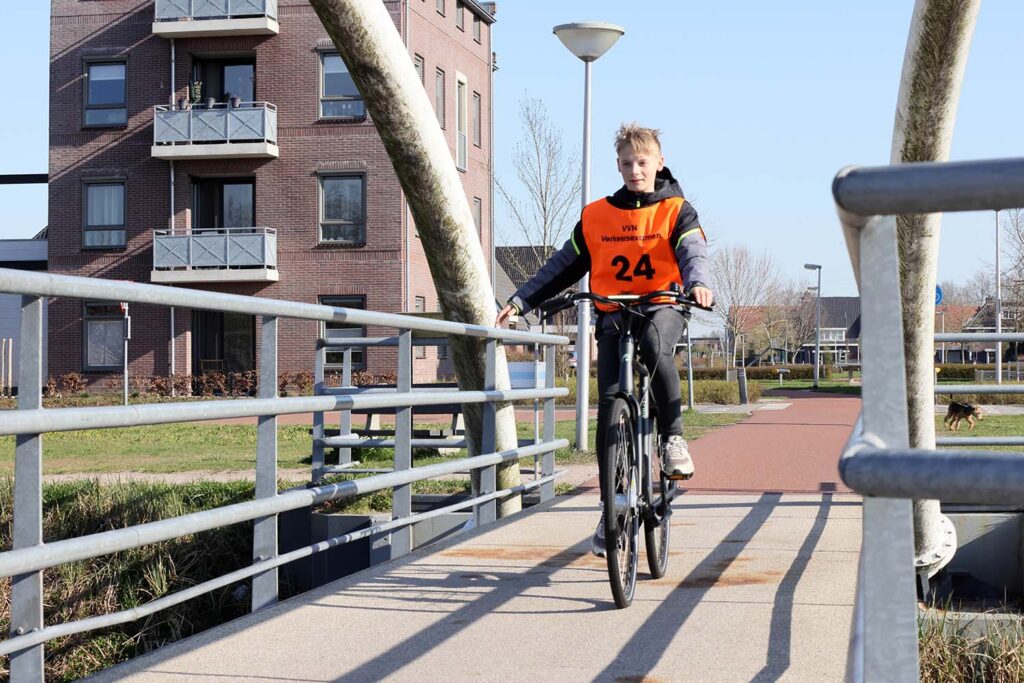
663, 435, 694, 479
591, 514, 606, 557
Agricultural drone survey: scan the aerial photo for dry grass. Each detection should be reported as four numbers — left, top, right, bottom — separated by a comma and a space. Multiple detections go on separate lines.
920, 609, 1024, 682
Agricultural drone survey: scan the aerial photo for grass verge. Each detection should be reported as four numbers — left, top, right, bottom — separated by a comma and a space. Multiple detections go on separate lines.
920, 609, 1024, 682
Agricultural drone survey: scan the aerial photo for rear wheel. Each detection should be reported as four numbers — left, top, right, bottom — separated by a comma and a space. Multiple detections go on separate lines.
644, 420, 671, 579
603, 398, 639, 608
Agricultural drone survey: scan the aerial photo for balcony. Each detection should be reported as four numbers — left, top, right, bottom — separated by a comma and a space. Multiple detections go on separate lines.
151, 228, 279, 283
152, 102, 279, 160
153, 0, 279, 38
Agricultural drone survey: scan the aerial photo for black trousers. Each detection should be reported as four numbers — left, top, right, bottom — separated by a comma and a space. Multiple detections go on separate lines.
594, 306, 688, 500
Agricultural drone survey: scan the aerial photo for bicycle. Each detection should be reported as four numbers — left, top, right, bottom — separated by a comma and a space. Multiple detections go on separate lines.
539, 289, 712, 608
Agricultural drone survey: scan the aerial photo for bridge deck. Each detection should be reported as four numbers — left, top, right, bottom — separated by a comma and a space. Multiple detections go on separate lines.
93, 490, 860, 682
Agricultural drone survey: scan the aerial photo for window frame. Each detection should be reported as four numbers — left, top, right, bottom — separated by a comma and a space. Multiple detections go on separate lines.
82, 301, 124, 372
318, 173, 367, 246
436, 0, 445, 16
318, 50, 366, 121
434, 68, 446, 129
472, 197, 482, 235
83, 57, 128, 129
455, 73, 468, 170
82, 178, 127, 250
473, 15, 482, 43
455, 1, 465, 30
413, 54, 425, 85
320, 295, 367, 371
472, 91, 482, 147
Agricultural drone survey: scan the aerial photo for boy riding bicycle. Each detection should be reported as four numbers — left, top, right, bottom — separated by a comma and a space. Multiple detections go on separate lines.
495, 123, 714, 556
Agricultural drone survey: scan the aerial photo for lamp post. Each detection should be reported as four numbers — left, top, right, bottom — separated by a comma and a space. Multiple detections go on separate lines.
996, 210, 1003, 384
553, 21, 624, 451
805, 263, 822, 388
937, 309, 946, 364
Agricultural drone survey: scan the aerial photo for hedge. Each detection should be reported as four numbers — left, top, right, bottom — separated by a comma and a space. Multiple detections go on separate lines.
679, 364, 834, 381
552, 377, 760, 405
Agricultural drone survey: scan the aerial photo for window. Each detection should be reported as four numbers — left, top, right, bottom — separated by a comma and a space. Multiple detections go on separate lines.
822, 329, 846, 342
320, 52, 365, 119
321, 296, 366, 370
84, 60, 127, 127
473, 15, 481, 43
472, 197, 482, 235
436, 0, 445, 16
472, 91, 482, 147
84, 180, 126, 248
434, 69, 445, 128
414, 54, 424, 84
455, 2, 464, 30
455, 74, 468, 169
83, 302, 124, 370
319, 175, 366, 244
414, 296, 427, 358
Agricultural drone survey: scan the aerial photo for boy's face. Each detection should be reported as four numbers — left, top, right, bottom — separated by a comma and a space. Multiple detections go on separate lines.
617, 145, 665, 193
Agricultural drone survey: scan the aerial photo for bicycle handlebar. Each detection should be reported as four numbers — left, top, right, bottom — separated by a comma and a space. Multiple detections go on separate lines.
538, 289, 714, 316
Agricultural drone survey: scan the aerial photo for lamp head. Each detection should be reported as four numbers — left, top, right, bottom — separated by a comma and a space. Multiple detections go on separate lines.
804, 263, 822, 271
553, 22, 625, 62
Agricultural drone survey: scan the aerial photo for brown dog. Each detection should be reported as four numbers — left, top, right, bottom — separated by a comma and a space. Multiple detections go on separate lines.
944, 401, 983, 431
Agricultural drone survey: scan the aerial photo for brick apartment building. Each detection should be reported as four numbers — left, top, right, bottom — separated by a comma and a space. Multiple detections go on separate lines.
48, 0, 495, 386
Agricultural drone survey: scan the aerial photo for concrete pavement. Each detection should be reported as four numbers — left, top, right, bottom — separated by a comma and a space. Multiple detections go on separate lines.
91, 492, 859, 683
90, 392, 863, 682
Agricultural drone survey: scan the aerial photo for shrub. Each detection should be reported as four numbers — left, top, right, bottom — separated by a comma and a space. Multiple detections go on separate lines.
277, 371, 292, 396
292, 371, 313, 395
935, 364, 981, 381
130, 376, 154, 396
44, 376, 59, 397
228, 371, 257, 397
552, 376, 759, 406
149, 375, 172, 397
59, 373, 86, 395
171, 374, 193, 396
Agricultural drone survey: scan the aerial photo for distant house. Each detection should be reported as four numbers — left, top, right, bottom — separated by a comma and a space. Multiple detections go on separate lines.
959, 299, 1019, 362
730, 296, 863, 366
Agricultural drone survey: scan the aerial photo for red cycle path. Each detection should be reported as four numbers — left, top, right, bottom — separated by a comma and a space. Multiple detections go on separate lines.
683, 391, 860, 495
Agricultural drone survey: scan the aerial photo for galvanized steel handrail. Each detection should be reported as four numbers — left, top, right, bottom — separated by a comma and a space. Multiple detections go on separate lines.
0, 388, 564, 436
0, 266, 569, 682
0, 268, 568, 346
0, 440, 565, 578
833, 158, 1024, 215
834, 155, 1024, 682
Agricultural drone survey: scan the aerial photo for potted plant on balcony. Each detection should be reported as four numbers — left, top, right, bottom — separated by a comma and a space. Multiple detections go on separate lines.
229, 93, 242, 109
189, 80, 203, 108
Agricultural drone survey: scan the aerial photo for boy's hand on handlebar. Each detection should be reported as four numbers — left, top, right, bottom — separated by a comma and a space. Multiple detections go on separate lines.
688, 286, 714, 309
495, 303, 517, 327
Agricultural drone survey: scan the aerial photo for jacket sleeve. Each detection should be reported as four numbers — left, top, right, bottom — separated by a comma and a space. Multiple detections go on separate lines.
669, 201, 710, 291
510, 221, 591, 315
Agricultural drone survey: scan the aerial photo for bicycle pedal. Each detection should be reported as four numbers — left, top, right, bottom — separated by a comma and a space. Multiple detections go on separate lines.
666, 472, 693, 481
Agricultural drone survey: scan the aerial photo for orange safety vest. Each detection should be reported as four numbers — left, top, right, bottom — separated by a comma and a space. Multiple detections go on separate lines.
581, 196, 686, 311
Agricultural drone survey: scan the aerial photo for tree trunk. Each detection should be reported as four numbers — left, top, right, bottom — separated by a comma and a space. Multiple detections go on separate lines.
891, 0, 979, 574
309, 0, 522, 515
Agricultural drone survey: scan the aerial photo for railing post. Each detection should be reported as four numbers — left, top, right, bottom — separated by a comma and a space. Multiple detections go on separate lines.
540, 341, 556, 501
311, 342, 325, 484
252, 315, 278, 611
475, 339, 498, 525
339, 347, 353, 467
10, 296, 44, 682
391, 329, 413, 557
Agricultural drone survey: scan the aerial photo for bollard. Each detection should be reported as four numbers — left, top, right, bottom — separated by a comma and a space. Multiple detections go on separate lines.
737, 366, 749, 405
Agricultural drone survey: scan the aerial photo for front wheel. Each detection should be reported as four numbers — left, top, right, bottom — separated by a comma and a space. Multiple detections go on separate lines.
603, 398, 639, 608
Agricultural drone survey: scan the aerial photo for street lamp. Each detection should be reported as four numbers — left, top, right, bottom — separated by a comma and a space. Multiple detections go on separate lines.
553, 21, 624, 451
805, 263, 822, 388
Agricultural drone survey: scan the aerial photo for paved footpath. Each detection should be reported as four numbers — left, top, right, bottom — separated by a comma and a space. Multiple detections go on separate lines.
93, 392, 863, 683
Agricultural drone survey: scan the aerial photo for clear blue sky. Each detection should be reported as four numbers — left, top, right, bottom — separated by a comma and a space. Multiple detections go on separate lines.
3, 1, 1023, 300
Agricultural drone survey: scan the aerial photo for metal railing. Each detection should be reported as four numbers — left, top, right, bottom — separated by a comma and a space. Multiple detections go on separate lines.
153, 227, 278, 270
155, 0, 279, 21
1, 337, 11, 397
153, 102, 278, 146
0, 267, 569, 682
834, 157, 1024, 681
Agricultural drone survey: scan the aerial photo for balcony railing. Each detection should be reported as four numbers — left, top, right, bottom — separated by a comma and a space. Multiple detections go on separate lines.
152, 228, 278, 283
152, 102, 278, 159
153, 0, 279, 37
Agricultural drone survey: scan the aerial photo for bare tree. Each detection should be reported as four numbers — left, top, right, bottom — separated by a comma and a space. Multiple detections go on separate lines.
890, 0, 979, 581
708, 245, 781, 366
309, 0, 523, 515
496, 96, 581, 275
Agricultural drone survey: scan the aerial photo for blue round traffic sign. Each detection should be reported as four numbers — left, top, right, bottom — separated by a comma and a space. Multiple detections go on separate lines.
935, 286, 943, 306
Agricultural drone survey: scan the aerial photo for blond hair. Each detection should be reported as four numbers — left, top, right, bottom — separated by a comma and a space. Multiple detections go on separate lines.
614, 122, 662, 155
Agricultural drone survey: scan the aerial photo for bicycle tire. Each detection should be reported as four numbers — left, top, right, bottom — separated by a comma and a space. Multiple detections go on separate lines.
603, 397, 639, 608
644, 420, 671, 579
